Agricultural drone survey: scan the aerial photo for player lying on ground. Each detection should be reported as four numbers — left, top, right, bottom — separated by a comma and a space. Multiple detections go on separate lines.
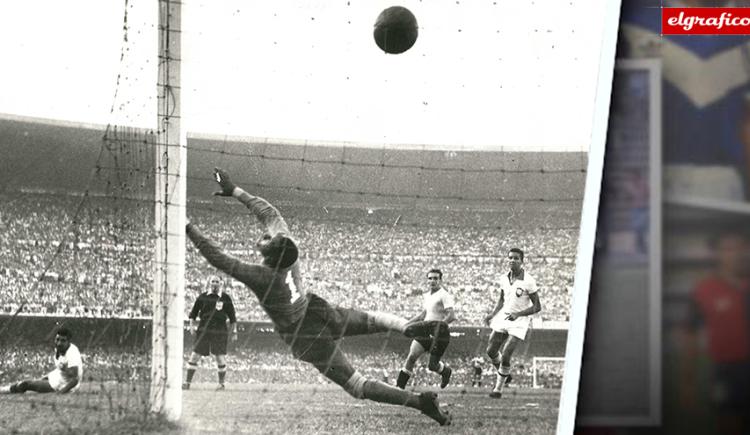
0, 328, 82, 395
397, 268, 455, 389
184, 275, 238, 390
484, 248, 541, 398
184, 167, 451, 425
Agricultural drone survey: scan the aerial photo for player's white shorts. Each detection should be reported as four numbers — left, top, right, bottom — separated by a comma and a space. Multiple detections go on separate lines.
46, 369, 80, 392
490, 315, 530, 340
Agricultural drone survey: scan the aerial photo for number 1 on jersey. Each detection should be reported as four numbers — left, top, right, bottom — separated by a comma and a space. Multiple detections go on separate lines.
286, 271, 302, 303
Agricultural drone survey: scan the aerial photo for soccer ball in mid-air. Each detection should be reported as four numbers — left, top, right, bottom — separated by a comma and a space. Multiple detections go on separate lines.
373, 6, 418, 54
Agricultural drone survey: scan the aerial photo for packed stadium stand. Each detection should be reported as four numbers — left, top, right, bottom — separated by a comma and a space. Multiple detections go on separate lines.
0, 116, 582, 326
0, 192, 576, 324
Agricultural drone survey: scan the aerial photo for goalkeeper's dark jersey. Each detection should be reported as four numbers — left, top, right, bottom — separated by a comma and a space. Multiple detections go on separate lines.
186, 224, 307, 329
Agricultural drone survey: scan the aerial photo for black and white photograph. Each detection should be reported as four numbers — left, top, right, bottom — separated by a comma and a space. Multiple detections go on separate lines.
0, 1, 619, 433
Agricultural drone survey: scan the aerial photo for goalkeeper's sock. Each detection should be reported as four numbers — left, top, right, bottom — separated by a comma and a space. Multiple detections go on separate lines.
366, 312, 408, 333
363, 379, 420, 409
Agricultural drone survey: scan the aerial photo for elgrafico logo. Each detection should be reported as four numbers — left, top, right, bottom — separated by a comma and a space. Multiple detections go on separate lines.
662, 7, 750, 35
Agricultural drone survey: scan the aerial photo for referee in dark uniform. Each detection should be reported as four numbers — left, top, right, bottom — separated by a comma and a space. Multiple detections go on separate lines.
183, 275, 237, 390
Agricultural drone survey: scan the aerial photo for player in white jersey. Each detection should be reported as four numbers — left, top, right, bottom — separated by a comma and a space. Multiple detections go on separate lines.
397, 269, 456, 389
0, 328, 83, 395
484, 248, 541, 398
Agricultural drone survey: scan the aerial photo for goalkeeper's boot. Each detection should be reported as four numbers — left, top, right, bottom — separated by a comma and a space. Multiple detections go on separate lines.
419, 392, 452, 426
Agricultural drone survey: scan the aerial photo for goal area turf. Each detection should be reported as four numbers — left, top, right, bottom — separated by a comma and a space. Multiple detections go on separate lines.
0, 383, 560, 434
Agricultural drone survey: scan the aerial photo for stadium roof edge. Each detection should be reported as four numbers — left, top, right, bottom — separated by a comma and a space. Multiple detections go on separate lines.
189, 131, 588, 152
0, 113, 587, 152
0, 112, 109, 131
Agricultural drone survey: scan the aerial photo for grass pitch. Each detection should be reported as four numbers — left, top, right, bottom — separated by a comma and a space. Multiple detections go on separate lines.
0, 383, 560, 434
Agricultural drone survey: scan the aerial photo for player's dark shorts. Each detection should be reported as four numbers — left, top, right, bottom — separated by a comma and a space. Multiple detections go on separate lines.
473, 367, 483, 376
277, 293, 370, 367
193, 328, 228, 356
407, 320, 451, 359
711, 362, 750, 411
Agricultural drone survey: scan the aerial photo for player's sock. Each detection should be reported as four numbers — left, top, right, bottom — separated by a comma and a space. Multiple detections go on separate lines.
186, 361, 198, 384
363, 379, 421, 409
0, 384, 11, 394
499, 364, 510, 377
217, 364, 226, 385
366, 312, 408, 333
490, 355, 501, 371
439, 364, 452, 389
490, 364, 511, 397
346, 373, 449, 425
396, 369, 412, 389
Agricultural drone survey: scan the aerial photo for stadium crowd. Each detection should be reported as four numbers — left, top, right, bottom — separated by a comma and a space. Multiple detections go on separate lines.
1, 193, 577, 324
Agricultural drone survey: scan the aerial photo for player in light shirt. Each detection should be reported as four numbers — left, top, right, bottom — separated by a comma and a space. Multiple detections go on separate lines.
397, 268, 456, 389
0, 328, 83, 395
484, 248, 541, 398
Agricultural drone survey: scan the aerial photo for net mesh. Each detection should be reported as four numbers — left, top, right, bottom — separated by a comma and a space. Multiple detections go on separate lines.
0, 125, 157, 429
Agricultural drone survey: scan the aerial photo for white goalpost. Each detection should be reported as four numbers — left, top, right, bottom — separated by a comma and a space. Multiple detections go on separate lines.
532, 357, 565, 389
150, 0, 186, 421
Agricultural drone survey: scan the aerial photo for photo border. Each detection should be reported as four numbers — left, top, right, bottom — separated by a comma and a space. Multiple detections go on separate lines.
556, 2, 623, 433
576, 58, 663, 426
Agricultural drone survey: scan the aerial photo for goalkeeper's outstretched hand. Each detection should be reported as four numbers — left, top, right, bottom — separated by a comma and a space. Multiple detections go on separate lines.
213, 167, 236, 197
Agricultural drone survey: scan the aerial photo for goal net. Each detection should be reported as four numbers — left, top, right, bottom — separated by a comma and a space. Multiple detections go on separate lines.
0, 0, 162, 430
532, 357, 566, 389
